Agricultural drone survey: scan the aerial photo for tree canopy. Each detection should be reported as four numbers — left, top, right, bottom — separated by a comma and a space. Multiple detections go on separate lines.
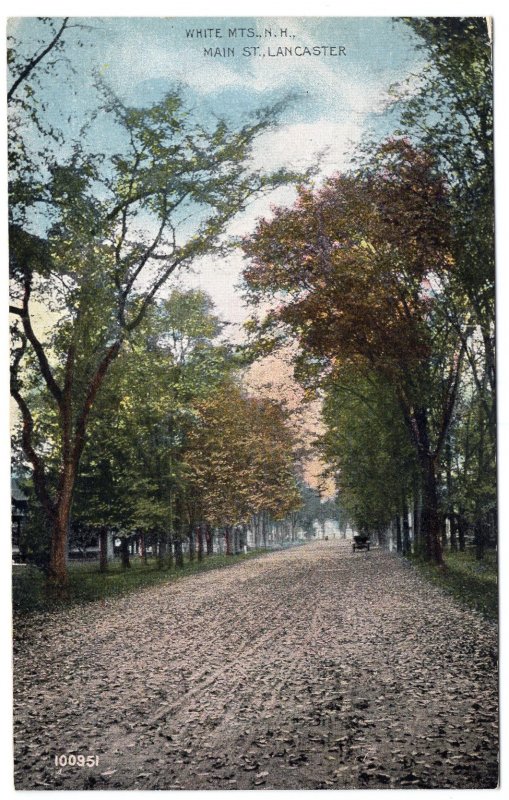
9, 18, 304, 584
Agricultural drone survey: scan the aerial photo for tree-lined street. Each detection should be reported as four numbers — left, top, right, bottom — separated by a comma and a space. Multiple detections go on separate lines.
13, 541, 498, 790
9, 17, 497, 793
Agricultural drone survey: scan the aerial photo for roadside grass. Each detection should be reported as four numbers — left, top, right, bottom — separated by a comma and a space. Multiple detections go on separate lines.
12, 548, 269, 616
409, 548, 498, 621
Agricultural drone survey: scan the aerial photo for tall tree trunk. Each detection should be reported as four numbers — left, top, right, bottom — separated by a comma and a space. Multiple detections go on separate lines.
174, 536, 184, 569
99, 526, 109, 573
420, 452, 443, 564
225, 526, 233, 556
48, 466, 75, 584
474, 402, 487, 560
474, 512, 485, 560
197, 525, 204, 561
402, 494, 410, 555
120, 536, 131, 570
139, 531, 147, 563
444, 433, 453, 553
205, 524, 214, 556
241, 524, 248, 552
403, 389, 459, 565
395, 514, 402, 553
188, 525, 195, 562
412, 479, 421, 555
441, 516, 448, 550
253, 514, 261, 548
168, 533, 174, 568
449, 512, 458, 552
490, 509, 497, 551
410, 408, 443, 564
457, 509, 467, 552
158, 531, 167, 569
262, 512, 267, 548
49, 514, 69, 583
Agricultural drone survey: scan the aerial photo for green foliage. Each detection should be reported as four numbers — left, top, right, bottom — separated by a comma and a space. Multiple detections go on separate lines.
9, 17, 303, 583
409, 549, 497, 621
396, 17, 495, 442
291, 483, 339, 538
15, 490, 52, 571
242, 138, 461, 557
395, 17, 496, 552
243, 138, 454, 390
242, 22, 495, 556
73, 289, 232, 535
439, 384, 496, 549
320, 367, 417, 533
10, 17, 496, 577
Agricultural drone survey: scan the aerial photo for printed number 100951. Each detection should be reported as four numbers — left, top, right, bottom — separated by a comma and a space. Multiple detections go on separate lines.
55, 754, 99, 767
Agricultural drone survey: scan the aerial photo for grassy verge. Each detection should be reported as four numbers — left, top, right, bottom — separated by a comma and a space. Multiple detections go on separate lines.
408, 549, 498, 621
12, 548, 269, 616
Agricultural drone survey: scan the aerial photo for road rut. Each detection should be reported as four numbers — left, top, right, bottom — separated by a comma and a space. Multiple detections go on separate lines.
13, 540, 498, 789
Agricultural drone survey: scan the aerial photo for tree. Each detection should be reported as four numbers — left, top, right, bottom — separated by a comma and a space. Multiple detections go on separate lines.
396, 18, 493, 346
183, 381, 301, 546
320, 366, 417, 548
243, 139, 464, 563
72, 289, 233, 569
393, 18, 495, 555
9, 19, 299, 585
290, 483, 328, 540
7, 18, 71, 104
394, 21, 495, 437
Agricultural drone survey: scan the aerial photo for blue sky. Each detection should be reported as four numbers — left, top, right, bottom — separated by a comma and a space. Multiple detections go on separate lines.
8, 16, 424, 329
10, 17, 421, 138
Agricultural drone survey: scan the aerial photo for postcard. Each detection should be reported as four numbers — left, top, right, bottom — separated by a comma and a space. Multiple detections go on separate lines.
8, 14, 497, 791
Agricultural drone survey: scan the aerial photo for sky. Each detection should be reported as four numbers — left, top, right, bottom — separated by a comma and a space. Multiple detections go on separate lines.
8, 15, 424, 334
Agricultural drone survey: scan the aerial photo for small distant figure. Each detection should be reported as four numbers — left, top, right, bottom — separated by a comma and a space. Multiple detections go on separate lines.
324, 535, 329, 541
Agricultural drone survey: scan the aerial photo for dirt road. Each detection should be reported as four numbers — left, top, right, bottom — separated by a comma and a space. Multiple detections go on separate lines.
13, 540, 498, 789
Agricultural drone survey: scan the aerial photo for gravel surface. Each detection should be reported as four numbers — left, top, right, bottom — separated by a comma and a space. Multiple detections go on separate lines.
13, 540, 498, 789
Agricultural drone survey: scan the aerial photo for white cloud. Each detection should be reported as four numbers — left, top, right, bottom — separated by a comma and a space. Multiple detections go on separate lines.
179, 252, 248, 325
251, 119, 363, 176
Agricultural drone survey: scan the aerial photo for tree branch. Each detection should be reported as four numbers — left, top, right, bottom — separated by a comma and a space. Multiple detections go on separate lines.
17, 272, 63, 405
8, 18, 69, 102
433, 341, 467, 458
10, 334, 56, 519
124, 253, 189, 332
71, 339, 123, 471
